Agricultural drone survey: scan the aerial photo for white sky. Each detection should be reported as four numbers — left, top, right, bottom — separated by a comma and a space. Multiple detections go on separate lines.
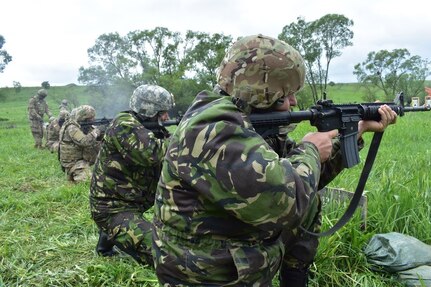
1, 0, 430, 87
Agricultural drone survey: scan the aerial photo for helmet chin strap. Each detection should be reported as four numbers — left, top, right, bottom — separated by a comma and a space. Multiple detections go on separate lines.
231, 97, 251, 112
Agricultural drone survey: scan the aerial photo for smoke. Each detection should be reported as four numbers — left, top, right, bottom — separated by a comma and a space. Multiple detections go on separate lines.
88, 84, 134, 119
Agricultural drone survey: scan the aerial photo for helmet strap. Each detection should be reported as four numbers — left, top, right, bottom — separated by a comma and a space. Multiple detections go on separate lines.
231, 97, 252, 114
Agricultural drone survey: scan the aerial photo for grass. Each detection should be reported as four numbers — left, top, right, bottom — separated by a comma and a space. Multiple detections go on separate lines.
1, 84, 430, 286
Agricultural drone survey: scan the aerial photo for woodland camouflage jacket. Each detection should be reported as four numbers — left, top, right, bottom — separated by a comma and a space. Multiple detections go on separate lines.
90, 111, 169, 214
154, 90, 325, 243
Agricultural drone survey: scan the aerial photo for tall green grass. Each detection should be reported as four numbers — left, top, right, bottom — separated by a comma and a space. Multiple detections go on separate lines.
1, 85, 430, 286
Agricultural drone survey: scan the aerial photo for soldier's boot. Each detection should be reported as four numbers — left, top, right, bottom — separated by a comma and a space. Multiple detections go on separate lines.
279, 267, 309, 287
96, 230, 117, 257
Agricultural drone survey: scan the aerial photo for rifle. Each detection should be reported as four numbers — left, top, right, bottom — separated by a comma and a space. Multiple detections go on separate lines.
249, 92, 431, 236
79, 117, 112, 137
249, 92, 430, 168
78, 117, 182, 136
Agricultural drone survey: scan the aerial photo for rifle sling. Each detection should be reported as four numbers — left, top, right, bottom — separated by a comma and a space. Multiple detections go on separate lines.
300, 131, 384, 237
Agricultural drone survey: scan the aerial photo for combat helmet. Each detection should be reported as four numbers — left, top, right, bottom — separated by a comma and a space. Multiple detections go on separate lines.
37, 89, 48, 98
217, 34, 305, 111
59, 109, 70, 120
129, 84, 175, 117
73, 105, 96, 122
61, 99, 68, 106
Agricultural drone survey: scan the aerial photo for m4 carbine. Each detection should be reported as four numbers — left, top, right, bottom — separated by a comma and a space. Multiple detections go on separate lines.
79, 117, 112, 137
79, 117, 181, 137
249, 92, 430, 168
249, 92, 430, 236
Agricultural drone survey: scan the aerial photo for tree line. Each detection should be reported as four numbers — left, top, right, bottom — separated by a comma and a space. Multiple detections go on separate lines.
2, 14, 430, 112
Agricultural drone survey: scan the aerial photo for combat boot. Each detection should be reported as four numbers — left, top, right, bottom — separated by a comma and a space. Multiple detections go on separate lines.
279, 267, 309, 287
96, 230, 117, 257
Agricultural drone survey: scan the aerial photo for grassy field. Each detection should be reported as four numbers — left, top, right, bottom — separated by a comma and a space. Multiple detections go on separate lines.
1, 85, 430, 286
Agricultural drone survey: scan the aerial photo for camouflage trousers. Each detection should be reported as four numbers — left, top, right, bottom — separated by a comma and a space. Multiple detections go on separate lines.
92, 210, 153, 266
153, 194, 321, 286
29, 119, 44, 147
281, 192, 322, 270
64, 160, 92, 182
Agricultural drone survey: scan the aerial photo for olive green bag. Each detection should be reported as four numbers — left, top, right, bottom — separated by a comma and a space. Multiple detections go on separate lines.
364, 232, 431, 286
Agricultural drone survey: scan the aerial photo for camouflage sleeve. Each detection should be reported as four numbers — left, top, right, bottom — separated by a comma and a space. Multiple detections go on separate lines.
108, 121, 166, 167
68, 125, 99, 147
44, 102, 52, 118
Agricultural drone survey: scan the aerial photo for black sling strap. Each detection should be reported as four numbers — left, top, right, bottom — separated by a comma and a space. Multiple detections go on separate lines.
301, 131, 384, 237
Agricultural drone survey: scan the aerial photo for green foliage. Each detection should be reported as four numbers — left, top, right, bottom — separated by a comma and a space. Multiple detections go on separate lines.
0, 34, 12, 73
78, 27, 232, 111
77, 27, 235, 115
279, 14, 354, 102
353, 49, 431, 102
1, 84, 431, 286
13, 81, 22, 93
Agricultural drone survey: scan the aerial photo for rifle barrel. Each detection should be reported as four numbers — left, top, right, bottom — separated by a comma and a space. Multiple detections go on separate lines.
404, 106, 431, 112
249, 110, 315, 127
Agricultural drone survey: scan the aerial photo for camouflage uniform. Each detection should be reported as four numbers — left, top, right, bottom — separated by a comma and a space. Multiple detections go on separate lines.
59, 105, 101, 182
153, 91, 323, 286
27, 89, 52, 148
152, 35, 361, 286
58, 99, 70, 127
45, 116, 61, 153
90, 111, 170, 266
90, 84, 175, 266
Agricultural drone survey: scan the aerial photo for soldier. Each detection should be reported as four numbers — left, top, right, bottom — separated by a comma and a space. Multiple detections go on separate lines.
45, 116, 61, 153
59, 99, 69, 111
58, 108, 69, 128
89, 84, 174, 266
27, 89, 52, 148
59, 105, 101, 182
152, 34, 397, 286
58, 99, 70, 127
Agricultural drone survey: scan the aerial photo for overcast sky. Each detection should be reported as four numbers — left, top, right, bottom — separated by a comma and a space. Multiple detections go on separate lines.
1, 0, 430, 87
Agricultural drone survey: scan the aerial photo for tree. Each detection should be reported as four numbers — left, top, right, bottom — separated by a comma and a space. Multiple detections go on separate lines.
353, 49, 431, 102
184, 31, 233, 88
313, 14, 354, 96
13, 81, 21, 93
79, 32, 135, 87
78, 27, 232, 114
125, 27, 184, 85
279, 14, 354, 106
0, 35, 12, 73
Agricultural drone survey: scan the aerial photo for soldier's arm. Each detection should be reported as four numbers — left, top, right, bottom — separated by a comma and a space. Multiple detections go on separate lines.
45, 102, 53, 118
68, 125, 99, 147
110, 123, 165, 167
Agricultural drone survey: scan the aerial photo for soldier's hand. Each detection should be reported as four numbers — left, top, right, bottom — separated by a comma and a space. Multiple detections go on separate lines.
91, 128, 101, 139
358, 104, 397, 138
302, 129, 338, 162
